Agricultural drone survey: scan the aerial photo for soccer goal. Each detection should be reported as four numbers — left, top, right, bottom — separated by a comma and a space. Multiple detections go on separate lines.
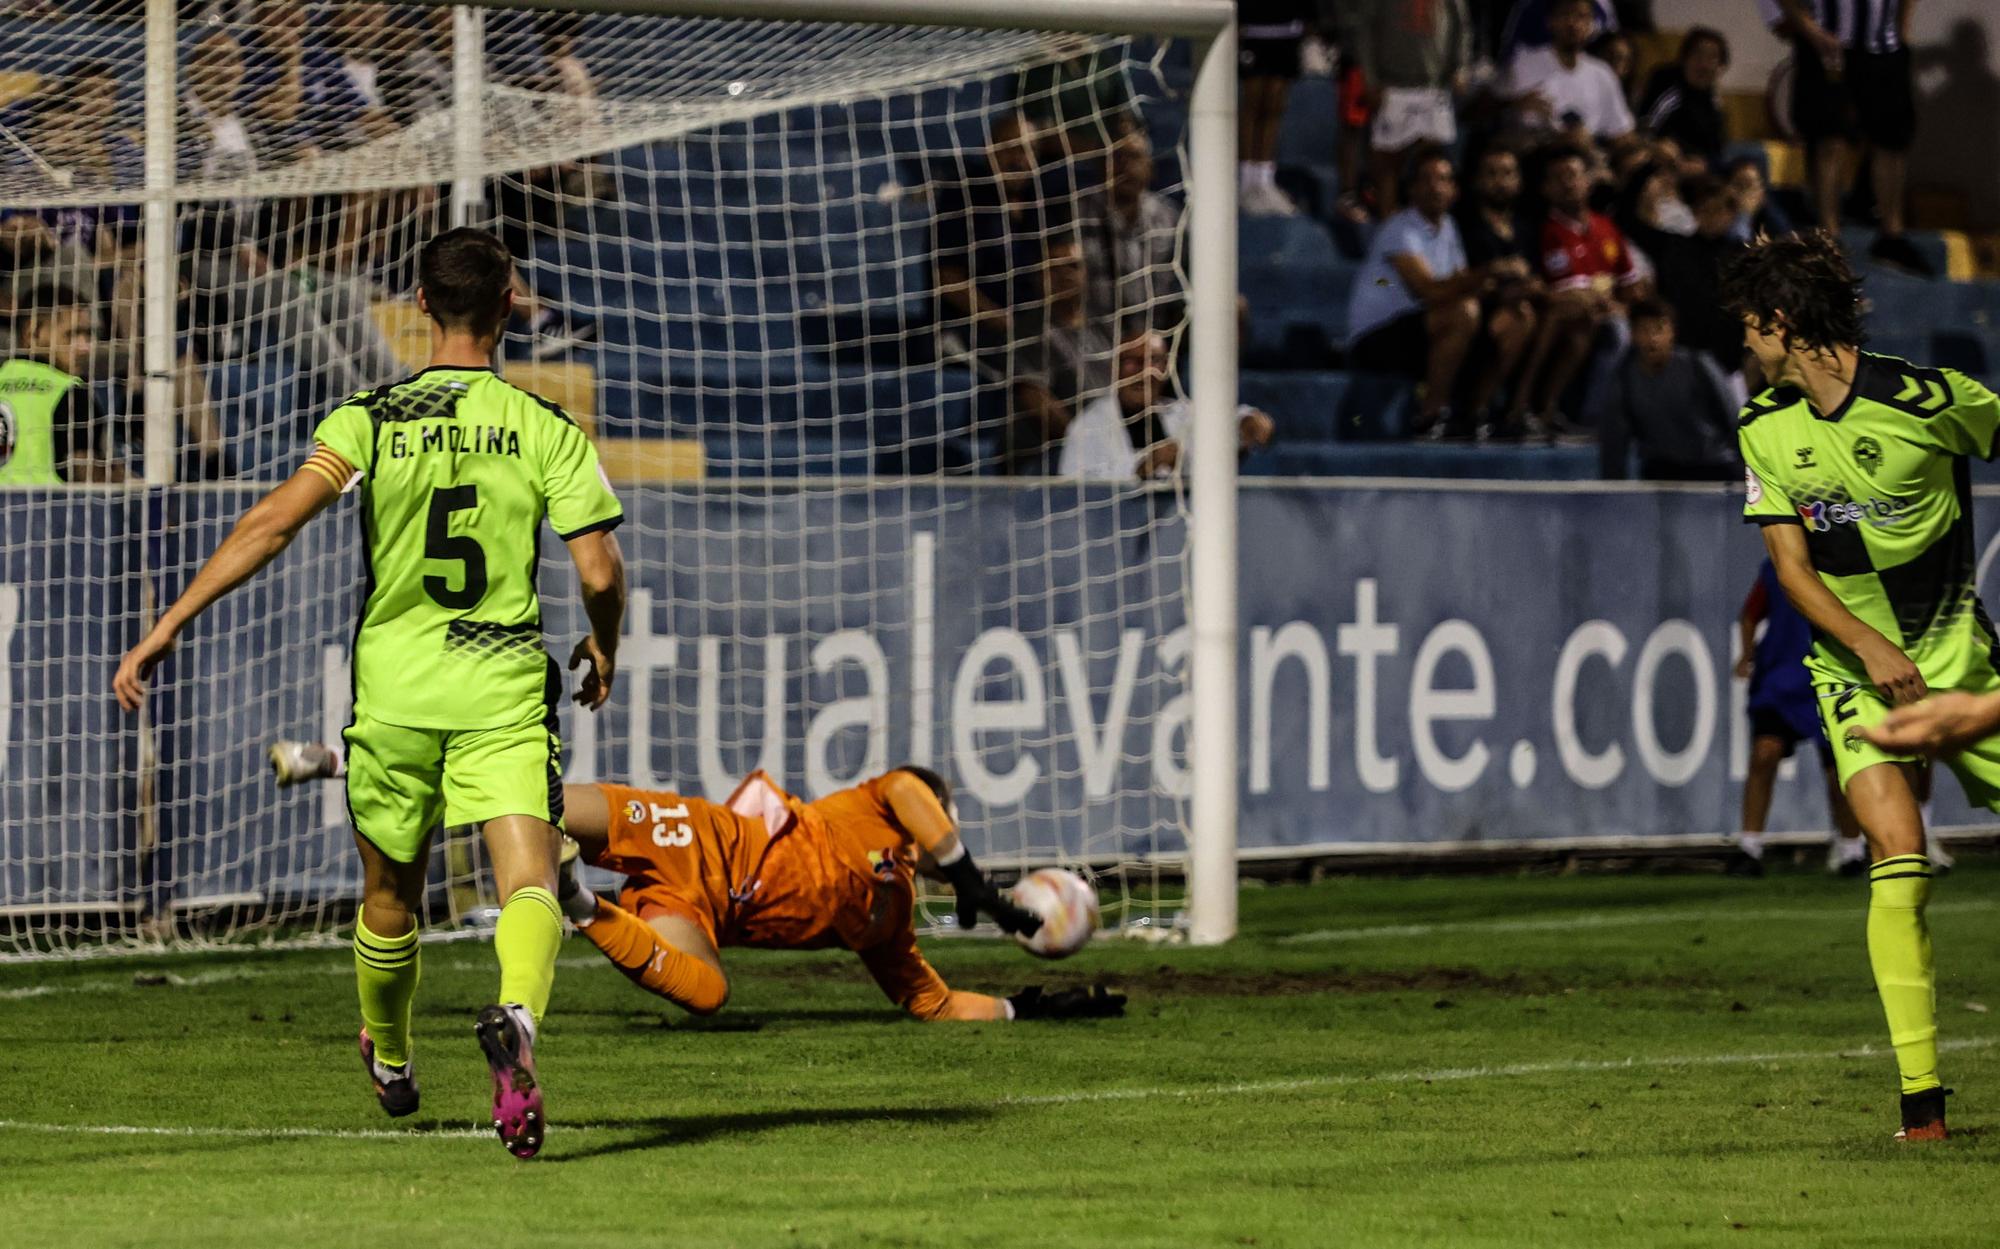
0, 0, 1238, 958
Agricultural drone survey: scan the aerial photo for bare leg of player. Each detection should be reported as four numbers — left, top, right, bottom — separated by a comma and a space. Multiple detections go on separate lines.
554, 784, 730, 1015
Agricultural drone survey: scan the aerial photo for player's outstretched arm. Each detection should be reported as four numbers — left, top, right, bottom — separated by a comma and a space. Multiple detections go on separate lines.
114, 457, 346, 712
1855, 690, 2000, 756
564, 528, 625, 711
884, 770, 1042, 936
1761, 522, 1926, 705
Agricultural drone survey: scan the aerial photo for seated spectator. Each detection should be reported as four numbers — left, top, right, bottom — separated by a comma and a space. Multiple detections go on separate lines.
1624, 173, 1746, 376
1497, 0, 1616, 61
1060, 332, 1273, 481
1724, 157, 1794, 242
1594, 297, 1738, 480
1507, 144, 1641, 433
1615, 159, 1694, 237
0, 284, 122, 483
1082, 111, 1182, 338
932, 111, 1066, 359
1338, 0, 1471, 216
1499, 0, 1633, 143
1637, 28, 1730, 171
299, 1, 400, 153
1456, 143, 1546, 432
1588, 30, 1637, 104
1345, 148, 1532, 437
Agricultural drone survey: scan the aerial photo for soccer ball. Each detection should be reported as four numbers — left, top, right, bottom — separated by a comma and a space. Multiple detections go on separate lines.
1010, 868, 1099, 960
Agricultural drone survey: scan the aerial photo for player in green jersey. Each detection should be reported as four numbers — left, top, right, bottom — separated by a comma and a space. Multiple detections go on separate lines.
112, 228, 626, 1159
1725, 230, 2000, 1142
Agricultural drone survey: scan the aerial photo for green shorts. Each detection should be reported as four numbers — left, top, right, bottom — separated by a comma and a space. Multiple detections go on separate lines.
1817, 677, 2000, 811
341, 711, 565, 863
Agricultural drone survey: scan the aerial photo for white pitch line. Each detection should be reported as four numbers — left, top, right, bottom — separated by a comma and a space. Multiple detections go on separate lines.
4, 1035, 1993, 1145
0, 955, 606, 1002
1276, 898, 2000, 945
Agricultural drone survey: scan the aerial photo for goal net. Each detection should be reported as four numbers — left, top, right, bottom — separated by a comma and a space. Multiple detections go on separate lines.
0, 1, 1211, 958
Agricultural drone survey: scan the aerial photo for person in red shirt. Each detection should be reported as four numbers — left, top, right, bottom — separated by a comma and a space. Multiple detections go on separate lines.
1503, 144, 1644, 436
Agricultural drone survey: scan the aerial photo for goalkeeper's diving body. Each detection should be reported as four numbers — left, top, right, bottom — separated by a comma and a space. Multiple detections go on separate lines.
1726, 230, 2000, 1143
273, 745, 1124, 1023
114, 229, 628, 1159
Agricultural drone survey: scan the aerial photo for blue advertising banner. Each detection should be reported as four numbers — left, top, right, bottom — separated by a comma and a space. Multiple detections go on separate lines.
5, 480, 1998, 907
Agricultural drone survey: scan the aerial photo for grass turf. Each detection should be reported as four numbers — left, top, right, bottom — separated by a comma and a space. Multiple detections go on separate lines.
4, 861, 2000, 1248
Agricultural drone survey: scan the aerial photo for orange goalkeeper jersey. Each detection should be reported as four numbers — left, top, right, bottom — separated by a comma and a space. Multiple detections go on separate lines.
593, 772, 982, 1019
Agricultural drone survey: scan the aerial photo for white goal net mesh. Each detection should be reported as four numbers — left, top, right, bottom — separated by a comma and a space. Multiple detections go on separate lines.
0, 1, 1198, 958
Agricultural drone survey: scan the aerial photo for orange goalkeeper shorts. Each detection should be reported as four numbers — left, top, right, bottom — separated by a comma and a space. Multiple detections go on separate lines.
589, 783, 760, 947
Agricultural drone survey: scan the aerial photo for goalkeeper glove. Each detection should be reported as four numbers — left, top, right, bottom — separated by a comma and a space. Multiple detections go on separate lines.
1007, 984, 1127, 1020
938, 853, 1043, 936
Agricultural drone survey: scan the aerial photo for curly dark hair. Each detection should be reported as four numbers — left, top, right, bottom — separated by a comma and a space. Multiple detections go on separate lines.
1718, 229, 1865, 353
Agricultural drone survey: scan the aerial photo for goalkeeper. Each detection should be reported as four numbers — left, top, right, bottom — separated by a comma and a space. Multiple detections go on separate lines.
274, 744, 1123, 1023
117, 229, 627, 1160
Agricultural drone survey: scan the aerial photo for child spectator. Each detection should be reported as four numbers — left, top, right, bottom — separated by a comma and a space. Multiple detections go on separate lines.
1593, 298, 1738, 480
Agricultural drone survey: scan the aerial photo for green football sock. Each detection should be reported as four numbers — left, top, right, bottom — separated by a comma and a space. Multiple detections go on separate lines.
1867, 854, 1939, 1095
495, 885, 563, 1026
353, 915, 420, 1068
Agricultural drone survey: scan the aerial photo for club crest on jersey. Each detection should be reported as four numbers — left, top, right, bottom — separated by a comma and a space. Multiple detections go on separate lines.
625, 799, 646, 825
1853, 436, 1883, 475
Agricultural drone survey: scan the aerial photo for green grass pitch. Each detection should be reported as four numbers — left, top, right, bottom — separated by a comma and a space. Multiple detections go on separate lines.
5, 862, 2000, 1248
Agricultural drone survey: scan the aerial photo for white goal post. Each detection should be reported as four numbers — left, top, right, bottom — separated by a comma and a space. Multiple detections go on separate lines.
0, 0, 1240, 956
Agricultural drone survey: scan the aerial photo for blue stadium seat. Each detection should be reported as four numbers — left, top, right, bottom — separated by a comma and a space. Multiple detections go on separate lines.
1336, 373, 1416, 440
1275, 75, 1339, 168
1238, 370, 1351, 443
1250, 442, 1600, 480
1844, 227, 1950, 282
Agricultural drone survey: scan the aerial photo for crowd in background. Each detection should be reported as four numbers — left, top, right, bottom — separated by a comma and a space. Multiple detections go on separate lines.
1274, 0, 1928, 478
0, 0, 1943, 485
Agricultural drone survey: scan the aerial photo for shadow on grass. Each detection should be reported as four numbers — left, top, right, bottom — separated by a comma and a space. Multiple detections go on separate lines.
552, 1103, 990, 1161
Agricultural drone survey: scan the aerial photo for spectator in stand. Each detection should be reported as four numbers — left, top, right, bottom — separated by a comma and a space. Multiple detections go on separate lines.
1588, 30, 1637, 105
1724, 157, 1794, 242
1636, 27, 1729, 171
1593, 297, 1738, 480
1456, 143, 1546, 432
0, 62, 138, 315
1500, 0, 1633, 143
1345, 147, 1535, 438
1615, 158, 1693, 237
1078, 112, 1182, 339
0, 284, 122, 484
1778, 0, 1931, 274
1014, 231, 1111, 459
1508, 143, 1640, 434
1060, 331, 1273, 481
1237, 1, 1313, 216
1337, 0, 1471, 217
299, 2, 400, 153
1623, 173, 1746, 377
1497, 0, 1617, 61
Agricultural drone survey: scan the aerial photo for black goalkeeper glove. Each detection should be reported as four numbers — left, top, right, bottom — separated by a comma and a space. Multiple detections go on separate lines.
1007, 984, 1127, 1020
939, 853, 1043, 936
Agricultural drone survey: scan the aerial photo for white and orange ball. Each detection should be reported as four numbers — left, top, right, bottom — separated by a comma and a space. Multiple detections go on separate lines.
1010, 868, 1099, 959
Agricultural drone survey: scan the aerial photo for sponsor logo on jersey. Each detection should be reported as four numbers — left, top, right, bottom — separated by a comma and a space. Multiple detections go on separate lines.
1744, 468, 1763, 505
1798, 497, 1911, 532
1794, 446, 1816, 468
625, 799, 646, 825
0, 400, 14, 468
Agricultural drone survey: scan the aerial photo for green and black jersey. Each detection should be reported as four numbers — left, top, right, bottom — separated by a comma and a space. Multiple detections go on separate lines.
1739, 352, 2000, 692
311, 366, 623, 730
